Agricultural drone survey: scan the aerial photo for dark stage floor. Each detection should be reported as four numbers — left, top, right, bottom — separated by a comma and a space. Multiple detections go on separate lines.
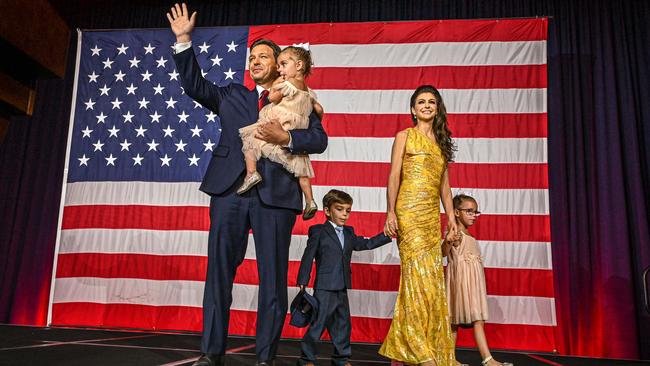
0, 325, 648, 366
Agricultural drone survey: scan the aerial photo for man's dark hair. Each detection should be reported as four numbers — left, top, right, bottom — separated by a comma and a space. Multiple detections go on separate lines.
250, 39, 282, 59
322, 189, 353, 210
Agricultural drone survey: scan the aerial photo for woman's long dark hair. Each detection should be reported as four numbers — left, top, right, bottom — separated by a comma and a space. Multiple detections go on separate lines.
409, 85, 456, 163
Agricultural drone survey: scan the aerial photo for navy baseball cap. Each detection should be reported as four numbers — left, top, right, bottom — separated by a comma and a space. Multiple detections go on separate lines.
289, 289, 319, 328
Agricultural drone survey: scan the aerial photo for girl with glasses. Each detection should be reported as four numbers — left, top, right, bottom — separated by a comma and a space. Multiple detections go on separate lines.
443, 194, 512, 366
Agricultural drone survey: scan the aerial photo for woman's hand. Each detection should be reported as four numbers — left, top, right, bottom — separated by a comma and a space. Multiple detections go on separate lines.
384, 211, 398, 237
446, 219, 458, 242
447, 233, 462, 247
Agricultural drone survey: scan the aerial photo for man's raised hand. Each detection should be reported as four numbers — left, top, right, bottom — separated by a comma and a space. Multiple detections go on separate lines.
166, 3, 197, 43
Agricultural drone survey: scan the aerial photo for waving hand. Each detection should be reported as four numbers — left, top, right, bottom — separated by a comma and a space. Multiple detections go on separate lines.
166, 3, 197, 43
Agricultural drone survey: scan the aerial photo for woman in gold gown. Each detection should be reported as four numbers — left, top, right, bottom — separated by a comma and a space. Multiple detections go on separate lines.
379, 85, 458, 366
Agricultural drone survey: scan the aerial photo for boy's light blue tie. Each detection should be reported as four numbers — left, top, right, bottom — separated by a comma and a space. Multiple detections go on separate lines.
334, 226, 344, 248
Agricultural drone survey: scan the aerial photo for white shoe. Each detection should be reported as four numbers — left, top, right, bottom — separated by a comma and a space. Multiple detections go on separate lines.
237, 171, 262, 195
481, 356, 513, 366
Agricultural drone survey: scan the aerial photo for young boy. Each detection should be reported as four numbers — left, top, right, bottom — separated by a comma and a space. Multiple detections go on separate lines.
296, 189, 393, 366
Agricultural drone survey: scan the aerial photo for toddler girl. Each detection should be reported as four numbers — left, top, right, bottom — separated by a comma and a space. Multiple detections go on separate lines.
237, 46, 322, 220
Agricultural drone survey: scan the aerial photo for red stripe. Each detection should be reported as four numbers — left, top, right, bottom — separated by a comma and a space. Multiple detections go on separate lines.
62, 206, 550, 242
294, 212, 551, 242
55, 254, 553, 297
55, 253, 206, 281
62, 205, 211, 231
51, 302, 202, 332
322, 113, 548, 138
50, 303, 555, 352
311, 65, 548, 89
484, 267, 554, 297
231, 310, 555, 352
449, 163, 548, 189
248, 18, 548, 45
253, 260, 554, 297
311, 161, 548, 189
244, 65, 547, 90
453, 321, 555, 352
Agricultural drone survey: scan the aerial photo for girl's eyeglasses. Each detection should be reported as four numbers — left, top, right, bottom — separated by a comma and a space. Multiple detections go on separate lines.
457, 208, 481, 217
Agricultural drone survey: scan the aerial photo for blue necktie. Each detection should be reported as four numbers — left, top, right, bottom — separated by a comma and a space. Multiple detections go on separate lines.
334, 226, 344, 248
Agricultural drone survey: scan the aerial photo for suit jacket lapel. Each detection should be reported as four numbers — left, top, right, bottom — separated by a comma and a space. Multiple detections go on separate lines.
323, 221, 344, 252
247, 87, 260, 119
342, 226, 352, 253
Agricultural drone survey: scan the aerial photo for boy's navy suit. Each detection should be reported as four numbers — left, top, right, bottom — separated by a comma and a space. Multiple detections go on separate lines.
172, 48, 327, 363
297, 221, 391, 365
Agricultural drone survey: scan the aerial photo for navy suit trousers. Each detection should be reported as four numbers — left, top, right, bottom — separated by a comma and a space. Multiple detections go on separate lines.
300, 289, 352, 365
201, 182, 296, 361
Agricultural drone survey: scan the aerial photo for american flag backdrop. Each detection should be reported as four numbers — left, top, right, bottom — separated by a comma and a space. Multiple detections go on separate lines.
49, 18, 553, 352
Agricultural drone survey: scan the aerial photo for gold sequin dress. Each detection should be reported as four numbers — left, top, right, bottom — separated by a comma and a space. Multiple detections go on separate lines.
379, 128, 456, 365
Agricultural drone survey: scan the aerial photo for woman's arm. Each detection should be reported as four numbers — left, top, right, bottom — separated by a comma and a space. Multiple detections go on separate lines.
440, 166, 458, 240
384, 130, 407, 237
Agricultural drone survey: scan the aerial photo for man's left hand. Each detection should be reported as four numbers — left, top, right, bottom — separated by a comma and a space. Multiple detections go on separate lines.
255, 119, 290, 146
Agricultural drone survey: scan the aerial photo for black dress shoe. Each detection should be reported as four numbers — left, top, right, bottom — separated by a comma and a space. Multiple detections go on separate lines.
193, 354, 224, 366
256, 360, 275, 366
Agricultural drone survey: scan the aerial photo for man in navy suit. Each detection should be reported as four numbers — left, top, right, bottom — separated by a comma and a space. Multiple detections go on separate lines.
297, 190, 392, 366
167, 4, 328, 366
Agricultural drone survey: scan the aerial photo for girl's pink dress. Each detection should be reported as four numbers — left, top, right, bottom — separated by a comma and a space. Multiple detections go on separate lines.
445, 231, 490, 325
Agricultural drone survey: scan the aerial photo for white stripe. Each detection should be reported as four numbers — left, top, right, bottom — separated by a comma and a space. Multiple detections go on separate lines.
59, 229, 552, 270
62, 182, 549, 215
478, 241, 553, 270
315, 89, 547, 114
249, 41, 547, 67
486, 295, 556, 326
313, 186, 549, 214
64, 181, 207, 206
255, 236, 553, 270
59, 229, 208, 256
449, 187, 549, 215
53, 277, 203, 307
312, 137, 548, 163
52, 278, 555, 326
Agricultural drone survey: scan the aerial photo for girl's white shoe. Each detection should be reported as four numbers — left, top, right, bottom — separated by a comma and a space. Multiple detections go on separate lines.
481, 356, 513, 366
236, 171, 262, 195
